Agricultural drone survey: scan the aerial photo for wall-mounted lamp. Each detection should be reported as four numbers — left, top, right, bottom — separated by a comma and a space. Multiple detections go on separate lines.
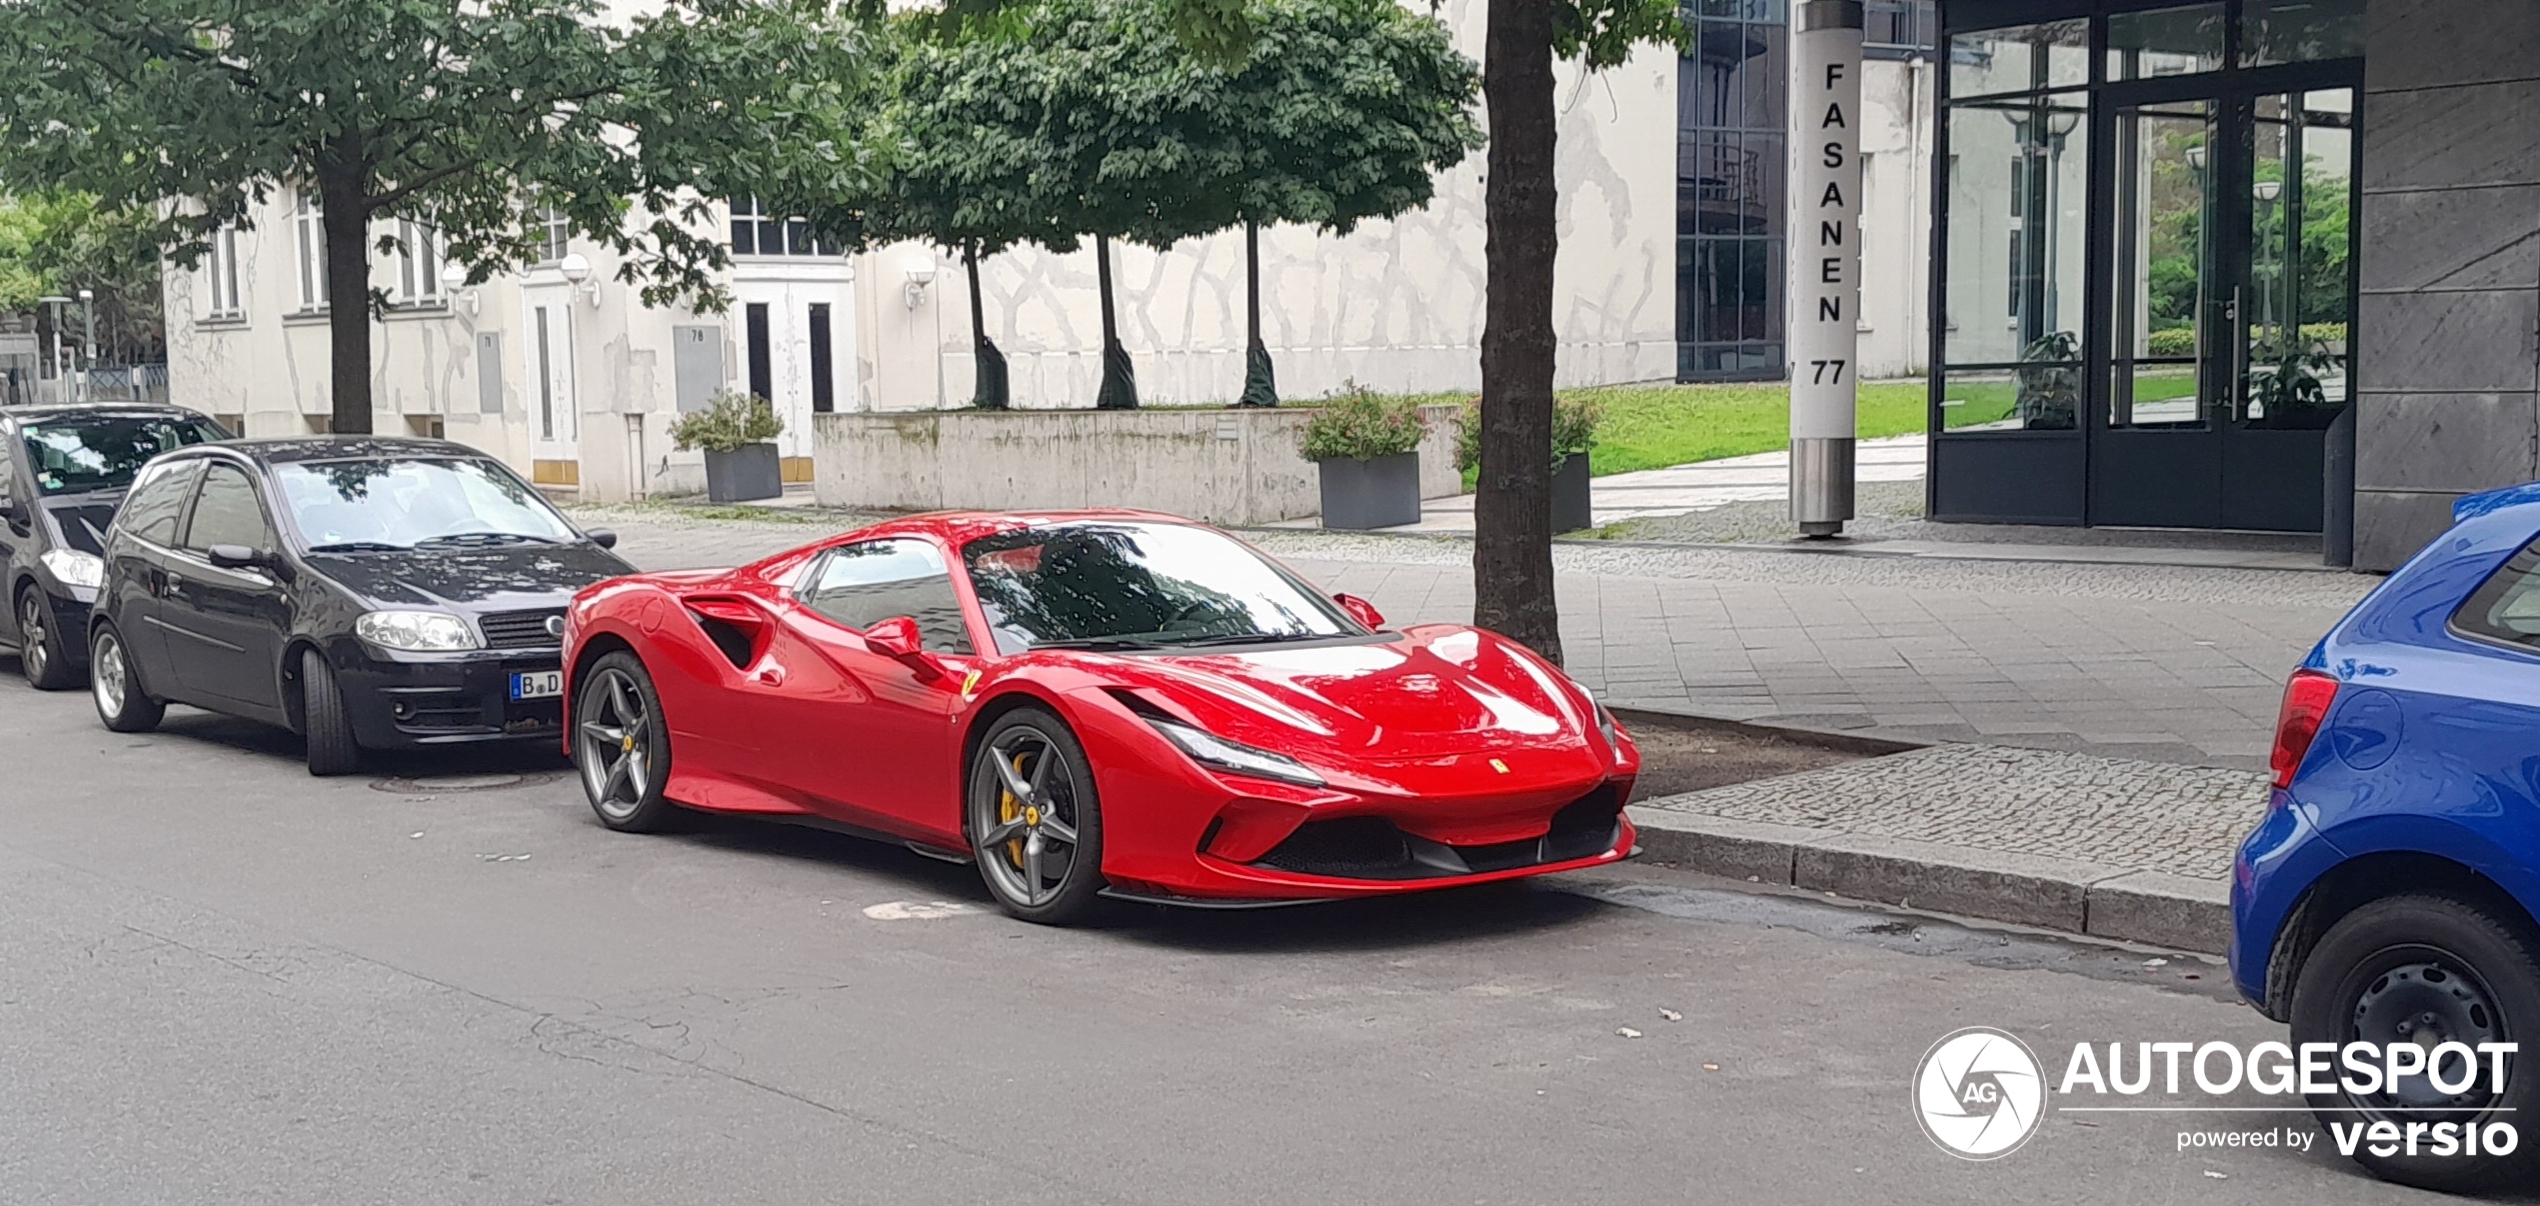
439, 262, 481, 315
903, 255, 937, 310
558, 252, 602, 308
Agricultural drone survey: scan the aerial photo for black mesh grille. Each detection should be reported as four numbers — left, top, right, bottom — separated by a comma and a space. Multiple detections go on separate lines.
478, 609, 563, 649
1255, 816, 1413, 877
1252, 784, 1626, 881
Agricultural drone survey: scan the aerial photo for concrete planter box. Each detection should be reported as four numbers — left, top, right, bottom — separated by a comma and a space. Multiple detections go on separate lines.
811, 405, 1461, 525
703, 443, 782, 503
1551, 453, 1593, 533
1315, 452, 1421, 530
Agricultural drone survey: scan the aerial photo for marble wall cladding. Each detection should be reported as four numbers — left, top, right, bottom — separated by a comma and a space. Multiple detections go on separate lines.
2356, 393, 2540, 493
2356, 488, 2472, 570
2349, 0, 2540, 569
2354, 289, 2540, 394
2358, 185, 2540, 294
2365, 0, 2540, 94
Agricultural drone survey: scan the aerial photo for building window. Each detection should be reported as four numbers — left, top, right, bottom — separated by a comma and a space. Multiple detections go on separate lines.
1676, 0, 1786, 381
1863, 0, 1935, 61
729, 197, 840, 258
539, 207, 571, 264
395, 216, 445, 306
293, 191, 327, 312
203, 227, 244, 320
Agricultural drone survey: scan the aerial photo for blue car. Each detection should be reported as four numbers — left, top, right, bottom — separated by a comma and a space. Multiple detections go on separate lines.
2233, 483, 2540, 1191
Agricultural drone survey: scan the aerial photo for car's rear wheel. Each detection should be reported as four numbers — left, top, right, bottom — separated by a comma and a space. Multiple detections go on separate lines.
967, 707, 1106, 924
89, 623, 162, 733
300, 648, 362, 777
17, 585, 74, 691
2292, 893, 2540, 1193
575, 652, 681, 832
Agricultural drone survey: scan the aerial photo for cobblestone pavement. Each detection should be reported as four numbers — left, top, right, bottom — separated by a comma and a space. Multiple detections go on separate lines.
581, 509, 2378, 771
1636, 744, 2272, 882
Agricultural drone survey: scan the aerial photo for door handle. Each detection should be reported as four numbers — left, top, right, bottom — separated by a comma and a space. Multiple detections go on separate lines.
2225, 286, 2248, 416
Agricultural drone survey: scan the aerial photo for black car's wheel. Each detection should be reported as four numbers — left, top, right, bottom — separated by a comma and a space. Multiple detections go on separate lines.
2292, 893, 2540, 1193
300, 648, 362, 777
89, 623, 163, 733
966, 707, 1106, 924
574, 652, 681, 832
16, 585, 75, 691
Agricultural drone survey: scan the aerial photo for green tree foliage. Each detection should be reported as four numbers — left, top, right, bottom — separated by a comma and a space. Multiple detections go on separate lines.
0, 0, 884, 433
0, 192, 165, 363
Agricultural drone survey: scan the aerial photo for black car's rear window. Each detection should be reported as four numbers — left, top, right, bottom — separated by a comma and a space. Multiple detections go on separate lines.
2453, 536, 2540, 652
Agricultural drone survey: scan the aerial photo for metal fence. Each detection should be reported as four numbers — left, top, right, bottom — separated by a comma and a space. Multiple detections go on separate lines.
2, 363, 170, 406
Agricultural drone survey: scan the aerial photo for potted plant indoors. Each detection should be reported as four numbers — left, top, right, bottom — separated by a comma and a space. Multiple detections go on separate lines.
1453, 395, 1604, 532
669, 390, 785, 503
1299, 386, 1427, 530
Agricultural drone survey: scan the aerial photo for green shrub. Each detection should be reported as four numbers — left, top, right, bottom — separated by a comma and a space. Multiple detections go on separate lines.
667, 390, 784, 454
2145, 326, 2197, 357
1451, 395, 1605, 473
1297, 385, 1427, 462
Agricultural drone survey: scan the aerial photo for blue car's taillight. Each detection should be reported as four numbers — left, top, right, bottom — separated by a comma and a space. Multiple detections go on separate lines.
2269, 669, 2340, 790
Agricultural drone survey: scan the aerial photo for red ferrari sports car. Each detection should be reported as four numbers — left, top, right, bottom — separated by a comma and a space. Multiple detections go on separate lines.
559, 511, 1638, 922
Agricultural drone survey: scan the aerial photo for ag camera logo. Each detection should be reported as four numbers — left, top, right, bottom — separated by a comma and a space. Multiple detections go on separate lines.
1916, 1027, 2048, 1159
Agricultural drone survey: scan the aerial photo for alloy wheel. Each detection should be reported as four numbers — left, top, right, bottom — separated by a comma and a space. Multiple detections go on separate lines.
91, 630, 125, 717
19, 592, 46, 682
577, 667, 654, 820
973, 727, 1083, 908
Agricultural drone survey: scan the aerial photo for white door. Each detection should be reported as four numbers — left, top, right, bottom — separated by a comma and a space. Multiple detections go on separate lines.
733, 275, 854, 477
524, 290, 578, 476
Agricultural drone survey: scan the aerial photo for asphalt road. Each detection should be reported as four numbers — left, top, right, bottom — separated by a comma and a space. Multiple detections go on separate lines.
0, 658, 2504, 1205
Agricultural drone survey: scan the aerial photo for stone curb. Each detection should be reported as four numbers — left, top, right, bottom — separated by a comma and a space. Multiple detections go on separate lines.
1628, 807, 2231, 954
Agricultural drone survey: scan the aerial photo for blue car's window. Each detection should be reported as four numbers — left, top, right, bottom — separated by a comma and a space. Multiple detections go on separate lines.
2455, 538, 2540, 650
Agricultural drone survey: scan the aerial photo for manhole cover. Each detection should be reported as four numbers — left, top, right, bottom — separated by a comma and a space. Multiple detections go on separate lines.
370, 772, 558, 795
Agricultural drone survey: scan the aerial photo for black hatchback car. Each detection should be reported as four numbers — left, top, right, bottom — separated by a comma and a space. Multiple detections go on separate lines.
87, 437, 632, 774
1, 403, 230, 689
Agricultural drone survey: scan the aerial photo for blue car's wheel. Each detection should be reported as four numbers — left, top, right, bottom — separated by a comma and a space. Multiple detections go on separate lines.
2293, 893, 2540, 1192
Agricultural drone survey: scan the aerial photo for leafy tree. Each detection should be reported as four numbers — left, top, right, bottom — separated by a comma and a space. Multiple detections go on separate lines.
0, 192, 165, 365
1469, 0, 1682, 662
0, 0, 883, 434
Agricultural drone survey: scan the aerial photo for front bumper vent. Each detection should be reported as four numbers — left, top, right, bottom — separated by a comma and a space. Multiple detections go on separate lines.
1251, 785, 1624, 881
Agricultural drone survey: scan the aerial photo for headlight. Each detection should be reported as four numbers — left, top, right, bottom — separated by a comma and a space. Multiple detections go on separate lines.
356, 610, 481, 652
38, 549, 103, 590
1145, 716, 1325, 787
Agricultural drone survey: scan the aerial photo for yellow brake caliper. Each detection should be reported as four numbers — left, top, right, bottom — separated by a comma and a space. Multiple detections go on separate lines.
1000, 752, 1029, 869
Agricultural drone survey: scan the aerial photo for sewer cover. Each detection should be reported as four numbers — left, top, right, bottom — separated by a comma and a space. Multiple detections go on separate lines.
370, 772, 558, 795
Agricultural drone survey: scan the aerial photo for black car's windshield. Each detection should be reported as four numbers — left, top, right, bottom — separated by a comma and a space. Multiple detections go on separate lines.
275, 457, 580, 551
19, 414, 227, 496
961, 522, 1361, 655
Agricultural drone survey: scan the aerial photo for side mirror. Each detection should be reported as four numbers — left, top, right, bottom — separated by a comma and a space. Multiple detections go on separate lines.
585, 527, 619, 550
864, 615, 924, 660
206, 544, 264, 571
1333, 593, 1386, 629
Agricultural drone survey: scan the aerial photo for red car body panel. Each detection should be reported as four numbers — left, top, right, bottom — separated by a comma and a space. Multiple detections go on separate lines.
561, 510, 1638, 902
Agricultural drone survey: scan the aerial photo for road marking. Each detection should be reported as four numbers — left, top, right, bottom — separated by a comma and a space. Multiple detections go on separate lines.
861, 900, 979, 921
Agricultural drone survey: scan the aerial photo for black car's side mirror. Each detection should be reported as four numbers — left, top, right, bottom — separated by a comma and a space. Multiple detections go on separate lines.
585, 528, 619, 550
206, 544, 264, 571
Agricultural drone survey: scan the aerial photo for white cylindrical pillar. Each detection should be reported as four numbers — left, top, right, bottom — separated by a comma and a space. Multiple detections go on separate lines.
1789, 0, 1863, 537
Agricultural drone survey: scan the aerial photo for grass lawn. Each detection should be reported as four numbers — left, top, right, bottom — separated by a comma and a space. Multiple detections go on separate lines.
1386, 381, 1934, 479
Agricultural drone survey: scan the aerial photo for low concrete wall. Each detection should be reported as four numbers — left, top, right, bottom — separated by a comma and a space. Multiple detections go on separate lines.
811, 405, 1465, 526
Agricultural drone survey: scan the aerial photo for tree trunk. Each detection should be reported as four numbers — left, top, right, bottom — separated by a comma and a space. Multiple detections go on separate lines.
1093, 233, 1138, 410
965, 241, 1009, 410
317, 149, 374, 434
1238, 220, 1277, 407
1475, 0, 1561, 663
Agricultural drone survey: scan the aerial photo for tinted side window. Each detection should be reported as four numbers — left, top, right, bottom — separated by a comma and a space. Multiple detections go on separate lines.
2456, 538, 2540, 652
118, 459, 201, 546
802, 539, 973, 654
182, 464, 273, 552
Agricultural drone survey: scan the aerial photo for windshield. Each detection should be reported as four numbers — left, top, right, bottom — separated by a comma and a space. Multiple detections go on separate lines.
20, 414, 228, 496
275, 458, 581, 551
961, 522, 1361, 654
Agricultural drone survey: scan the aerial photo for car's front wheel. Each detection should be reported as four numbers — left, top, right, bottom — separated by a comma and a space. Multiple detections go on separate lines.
574, 652, 682, 832
17, 585, 74, 691
2292, 892, 2540, 1193
966, 707, 1106, 924
89, 623, 163, 732
300, 648, 362, 777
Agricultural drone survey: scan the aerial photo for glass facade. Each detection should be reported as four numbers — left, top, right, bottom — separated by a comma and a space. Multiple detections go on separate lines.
1676, 0, 1786, 381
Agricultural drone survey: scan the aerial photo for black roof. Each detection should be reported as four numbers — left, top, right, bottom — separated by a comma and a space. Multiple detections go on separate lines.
0, 401, 216, 424
170, 435, 494, 466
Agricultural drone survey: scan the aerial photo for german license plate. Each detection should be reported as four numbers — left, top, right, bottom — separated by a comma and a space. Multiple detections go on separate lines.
510, 670, 564, 700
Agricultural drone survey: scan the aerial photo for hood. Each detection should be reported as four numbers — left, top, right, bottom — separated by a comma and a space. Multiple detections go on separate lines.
38, 491, 127, 555
305, 542, 635, 611
1105, 625, 1594, 759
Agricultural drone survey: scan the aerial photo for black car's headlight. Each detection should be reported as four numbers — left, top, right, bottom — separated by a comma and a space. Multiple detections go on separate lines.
1144, 716, 1325, 787
356, 610, 482, 652
38, 549, 102, 591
